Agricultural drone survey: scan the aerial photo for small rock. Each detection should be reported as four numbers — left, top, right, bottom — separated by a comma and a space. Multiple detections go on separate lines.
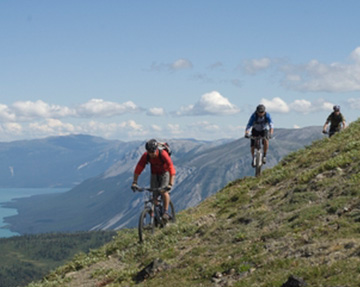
213, 271, 223, 278
281, 275, 307, 287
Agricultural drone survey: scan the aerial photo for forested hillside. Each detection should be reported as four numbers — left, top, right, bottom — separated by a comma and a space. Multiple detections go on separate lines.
0, 231, 116, 287
26, 120, 360, 286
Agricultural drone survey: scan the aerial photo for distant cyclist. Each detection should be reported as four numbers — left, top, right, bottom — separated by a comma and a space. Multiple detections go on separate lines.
245, 104, 274, 166
322, 105, 346, 137
132, 139, 176, 221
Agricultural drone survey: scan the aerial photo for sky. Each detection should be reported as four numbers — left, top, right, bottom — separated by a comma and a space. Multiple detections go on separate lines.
1, 0, 360, 142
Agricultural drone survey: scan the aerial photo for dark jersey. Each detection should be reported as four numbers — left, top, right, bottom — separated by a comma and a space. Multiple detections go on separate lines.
326, 112, 345, 129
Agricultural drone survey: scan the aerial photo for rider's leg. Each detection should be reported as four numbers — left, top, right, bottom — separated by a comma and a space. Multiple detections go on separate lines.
263, 139, 269, 157
159, 172, 171, 216
162, 192, 170, 212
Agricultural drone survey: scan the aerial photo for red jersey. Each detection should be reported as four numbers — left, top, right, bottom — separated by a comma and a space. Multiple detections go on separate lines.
134, 149, 176, 176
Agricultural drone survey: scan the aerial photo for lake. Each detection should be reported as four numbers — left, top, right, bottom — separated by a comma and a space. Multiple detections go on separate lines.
0, 188, 69, 238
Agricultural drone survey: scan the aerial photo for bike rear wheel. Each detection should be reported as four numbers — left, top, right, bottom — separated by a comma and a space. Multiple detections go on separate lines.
138, 207, 154, 243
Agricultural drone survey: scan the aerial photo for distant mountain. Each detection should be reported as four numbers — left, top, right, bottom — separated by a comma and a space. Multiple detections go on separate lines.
3, 127, 323, 235
0, 134, 141, 187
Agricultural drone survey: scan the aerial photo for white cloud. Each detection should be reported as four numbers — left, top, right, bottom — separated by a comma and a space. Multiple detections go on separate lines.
176, 91, 240, 116
350, 47, 360, 63
171, 59, 193, 70
281, 47, 360, 92
151, 58, 193, 72
289, 99, 313, 113
167, 123, 182, 135
243, 58, 272, 75
289, 98, 333, 113
151, 124, 162, 132
119, 120, 143, 131
260, 97, 290, 113
188, 121, 220, 132
1, 122, 22, 134
76, 99, 139, 118
147, 107, 165, 116
76, 120, 147, 138
0, 99, 142, 123
11, 100, 74, 120
29, 119, 75, 136
0, 104, 16, 121
347, 98, 360, 109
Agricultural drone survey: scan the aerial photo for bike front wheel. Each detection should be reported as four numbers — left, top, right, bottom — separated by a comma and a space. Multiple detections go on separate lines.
168, 200, 176, 223
255, 150, 262, 177
138, 207, 154, 243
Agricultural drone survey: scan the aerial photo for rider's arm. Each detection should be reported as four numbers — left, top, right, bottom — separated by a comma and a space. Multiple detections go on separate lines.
341, 114, 346, 129
169, 175, 175, 186
133, 153, 148, 182
133, 173, 139, 185
323, 114, 331, 132
266, 113, 274, 135
161, 151, 176, 187
161, 151, 176, 176
245, 113, 256, 134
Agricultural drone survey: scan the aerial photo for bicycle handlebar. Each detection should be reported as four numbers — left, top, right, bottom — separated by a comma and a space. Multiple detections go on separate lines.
245, 135, 272, 140
132, 185, 170, 193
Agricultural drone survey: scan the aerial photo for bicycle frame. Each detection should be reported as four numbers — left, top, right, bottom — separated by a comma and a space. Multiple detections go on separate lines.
248, 135, 267, 177
143, 189, 164, 224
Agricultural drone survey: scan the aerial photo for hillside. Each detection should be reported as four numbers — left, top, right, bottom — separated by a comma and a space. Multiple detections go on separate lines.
0, 231, 116, 287
3, 127, 322, 235
26, 120, 360, 287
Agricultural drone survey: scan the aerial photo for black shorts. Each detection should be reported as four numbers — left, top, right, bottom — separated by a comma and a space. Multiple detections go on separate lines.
329, 126, 341, 137
251, 129, 268, 147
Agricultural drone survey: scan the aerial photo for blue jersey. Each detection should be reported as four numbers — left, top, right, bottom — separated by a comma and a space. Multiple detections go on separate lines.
246, 112, 274, 132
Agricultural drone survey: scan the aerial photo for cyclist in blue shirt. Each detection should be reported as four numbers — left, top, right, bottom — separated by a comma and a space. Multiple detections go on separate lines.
245, 104, 274, 166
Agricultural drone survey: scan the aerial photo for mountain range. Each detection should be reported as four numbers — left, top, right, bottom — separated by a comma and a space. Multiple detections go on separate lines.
2, 126, 323, 235
0, 134, 141, 188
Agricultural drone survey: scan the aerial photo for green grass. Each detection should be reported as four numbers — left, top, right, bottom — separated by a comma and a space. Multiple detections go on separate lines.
27, 119, 360, 287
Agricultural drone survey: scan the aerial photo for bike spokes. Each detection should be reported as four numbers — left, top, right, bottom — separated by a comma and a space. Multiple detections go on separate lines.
138, 208, 154, 243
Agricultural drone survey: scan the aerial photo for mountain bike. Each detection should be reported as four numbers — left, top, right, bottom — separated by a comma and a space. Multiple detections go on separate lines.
133, 186, 176, 243
247, 135, 268, 177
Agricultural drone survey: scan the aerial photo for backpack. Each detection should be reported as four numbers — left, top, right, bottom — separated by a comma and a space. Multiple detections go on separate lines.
147, 142, 172, 163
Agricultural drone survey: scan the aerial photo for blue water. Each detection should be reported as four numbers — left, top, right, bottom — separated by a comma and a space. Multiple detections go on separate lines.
0, 188, 68, 238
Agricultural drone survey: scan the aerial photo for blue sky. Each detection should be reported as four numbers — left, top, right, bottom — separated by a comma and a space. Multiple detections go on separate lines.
1, 0, 359, 142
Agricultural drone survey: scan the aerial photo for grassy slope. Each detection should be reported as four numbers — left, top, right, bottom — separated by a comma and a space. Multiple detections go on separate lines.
28, 120, 360, 287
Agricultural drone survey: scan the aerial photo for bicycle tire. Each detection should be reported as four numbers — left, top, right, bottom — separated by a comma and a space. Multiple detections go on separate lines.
138, 207, 154, 243
255, 150, 262, 177
168, 200, 176, 223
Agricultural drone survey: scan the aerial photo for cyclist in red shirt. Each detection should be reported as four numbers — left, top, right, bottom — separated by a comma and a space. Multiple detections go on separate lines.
132, 139, 176, 221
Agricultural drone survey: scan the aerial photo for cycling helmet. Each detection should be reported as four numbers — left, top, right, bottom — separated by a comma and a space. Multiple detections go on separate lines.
256, 104, 266, 113
333, 105, 340, 111
145, 139, 158, 153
